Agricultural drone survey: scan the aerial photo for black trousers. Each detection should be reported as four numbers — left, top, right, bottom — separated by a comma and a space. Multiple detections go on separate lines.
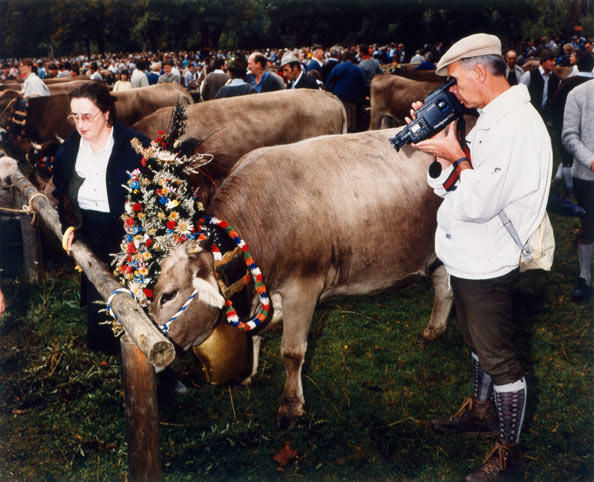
573, 177, 594, 243
451, 269, 523, 386
78, 209, 124, 352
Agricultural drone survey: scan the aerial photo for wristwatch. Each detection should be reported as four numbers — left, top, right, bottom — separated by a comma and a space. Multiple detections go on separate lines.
452, 157, 468, 170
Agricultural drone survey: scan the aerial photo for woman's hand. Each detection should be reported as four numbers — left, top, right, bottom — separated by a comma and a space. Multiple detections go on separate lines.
62, 226, 75, 255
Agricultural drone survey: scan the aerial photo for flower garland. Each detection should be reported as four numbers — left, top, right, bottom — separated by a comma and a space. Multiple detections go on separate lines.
111, 105, 213, 309
200, 215, 270, 331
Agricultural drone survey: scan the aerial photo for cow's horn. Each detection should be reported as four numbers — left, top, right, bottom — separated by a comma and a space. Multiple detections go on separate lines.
30, 141, 45, 150
31, 139, 58, 151
185, 239, 204, 255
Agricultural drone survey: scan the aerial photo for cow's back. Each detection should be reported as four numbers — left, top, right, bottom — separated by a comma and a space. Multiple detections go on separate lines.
212, 128, 441, 298
133, 89, 346, 171
47, 80, 90, 95
114, 83, 193, 126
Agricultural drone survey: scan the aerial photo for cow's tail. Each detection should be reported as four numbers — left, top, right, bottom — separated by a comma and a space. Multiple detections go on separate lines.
339, 101, 347, 134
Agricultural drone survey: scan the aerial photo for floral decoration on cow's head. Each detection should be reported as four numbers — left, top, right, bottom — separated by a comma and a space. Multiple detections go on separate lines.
111, 104, 212, 309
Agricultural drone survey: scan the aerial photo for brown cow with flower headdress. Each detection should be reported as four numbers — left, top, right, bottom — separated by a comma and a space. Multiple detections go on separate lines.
150, 127, 453, 427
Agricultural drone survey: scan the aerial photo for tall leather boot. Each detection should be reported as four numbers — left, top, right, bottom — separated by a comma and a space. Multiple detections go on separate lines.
465, 378, 526, 481
464, 438, 522, 482
432, 353, 497, 437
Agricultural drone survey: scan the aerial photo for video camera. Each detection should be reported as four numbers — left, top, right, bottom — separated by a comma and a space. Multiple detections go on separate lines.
389, 77, 464, 152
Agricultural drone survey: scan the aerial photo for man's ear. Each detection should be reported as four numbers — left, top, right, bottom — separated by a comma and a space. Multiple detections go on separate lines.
474, 63, 488, 83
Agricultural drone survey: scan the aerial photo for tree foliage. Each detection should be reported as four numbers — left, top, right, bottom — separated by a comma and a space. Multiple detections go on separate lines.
0, 0, 591, 58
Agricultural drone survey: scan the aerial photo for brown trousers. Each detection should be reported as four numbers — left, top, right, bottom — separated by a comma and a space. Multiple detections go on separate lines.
451, 269, 523, 386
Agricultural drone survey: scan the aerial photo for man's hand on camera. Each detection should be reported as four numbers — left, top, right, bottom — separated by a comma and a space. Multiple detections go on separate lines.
404, 100, 467, 171
408, 120, 466, 172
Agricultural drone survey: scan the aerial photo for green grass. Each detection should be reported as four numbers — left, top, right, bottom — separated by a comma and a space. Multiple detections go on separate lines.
0, 210, 592, 481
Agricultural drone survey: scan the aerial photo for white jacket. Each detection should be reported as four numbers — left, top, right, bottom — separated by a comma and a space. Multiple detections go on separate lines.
428, 85, 552, 279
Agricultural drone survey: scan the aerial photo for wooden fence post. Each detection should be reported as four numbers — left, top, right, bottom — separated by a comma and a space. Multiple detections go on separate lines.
16, 190, 43, 283
121, 334, 163, 482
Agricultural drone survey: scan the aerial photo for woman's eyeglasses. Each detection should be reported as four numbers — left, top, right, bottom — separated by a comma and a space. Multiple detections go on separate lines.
67, 111, 101, 124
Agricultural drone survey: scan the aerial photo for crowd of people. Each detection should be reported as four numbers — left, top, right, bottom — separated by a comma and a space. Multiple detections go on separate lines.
2, 35, 592, 298
2, 34, 594, 131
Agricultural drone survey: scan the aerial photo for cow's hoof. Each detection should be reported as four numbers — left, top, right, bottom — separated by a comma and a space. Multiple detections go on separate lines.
421, 328, 442, 343
276, 413, 304, 430
277, 406, 305, 430
240, 375, 254, 386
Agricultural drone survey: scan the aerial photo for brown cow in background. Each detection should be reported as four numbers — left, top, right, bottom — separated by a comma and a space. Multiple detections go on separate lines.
369, 74, 441, 129
1, 82, 193, 163
133, 89, 347, 205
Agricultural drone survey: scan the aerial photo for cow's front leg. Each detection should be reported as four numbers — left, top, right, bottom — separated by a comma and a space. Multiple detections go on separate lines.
241, 335, 262, 386
277, 281, 321, 428
242, 292, 282, 386
422, 263, 453, 342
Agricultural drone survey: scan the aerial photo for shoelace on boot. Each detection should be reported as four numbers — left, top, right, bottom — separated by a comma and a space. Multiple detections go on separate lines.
453, 397, 474, 418
480, 440, 508, 474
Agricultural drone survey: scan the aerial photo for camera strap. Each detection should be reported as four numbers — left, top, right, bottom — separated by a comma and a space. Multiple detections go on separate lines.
442, 117, 472, 192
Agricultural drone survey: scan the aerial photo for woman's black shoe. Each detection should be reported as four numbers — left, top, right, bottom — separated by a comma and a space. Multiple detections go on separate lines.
571, 277, 592, 302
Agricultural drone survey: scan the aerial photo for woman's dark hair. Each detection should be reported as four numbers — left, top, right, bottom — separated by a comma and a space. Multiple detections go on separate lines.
69, 81, 117, 125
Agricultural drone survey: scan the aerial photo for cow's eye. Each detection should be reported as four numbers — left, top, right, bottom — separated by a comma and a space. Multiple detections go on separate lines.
160, 290, 177, 307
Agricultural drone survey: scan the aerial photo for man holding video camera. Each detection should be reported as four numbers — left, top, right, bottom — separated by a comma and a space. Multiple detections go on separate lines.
405, 33, 552, 481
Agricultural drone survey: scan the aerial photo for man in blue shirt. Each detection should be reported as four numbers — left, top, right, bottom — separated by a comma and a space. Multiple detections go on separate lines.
324, 50, 365, 131
246, 52, 285, 93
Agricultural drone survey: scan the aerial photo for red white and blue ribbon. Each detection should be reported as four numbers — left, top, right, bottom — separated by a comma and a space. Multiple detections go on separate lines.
159, 215, 271, 336
201, 215, 270, 331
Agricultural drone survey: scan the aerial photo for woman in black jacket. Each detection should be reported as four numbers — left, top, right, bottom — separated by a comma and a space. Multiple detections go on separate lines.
53, 82, 150, 352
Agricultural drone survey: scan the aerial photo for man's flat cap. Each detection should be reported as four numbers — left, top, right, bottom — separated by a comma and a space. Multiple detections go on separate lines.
280, 51, 299, 68
435, 33, 502, 76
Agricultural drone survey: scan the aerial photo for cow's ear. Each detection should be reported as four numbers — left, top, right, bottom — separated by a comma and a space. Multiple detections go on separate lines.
185, 235, 212, 256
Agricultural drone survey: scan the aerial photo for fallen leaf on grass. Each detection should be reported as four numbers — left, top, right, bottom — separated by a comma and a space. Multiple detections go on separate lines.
273, 442, 298, 466
12, 409, 31, 415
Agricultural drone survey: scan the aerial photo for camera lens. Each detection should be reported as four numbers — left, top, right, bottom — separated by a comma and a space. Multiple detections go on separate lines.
389, 134, 404, 151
